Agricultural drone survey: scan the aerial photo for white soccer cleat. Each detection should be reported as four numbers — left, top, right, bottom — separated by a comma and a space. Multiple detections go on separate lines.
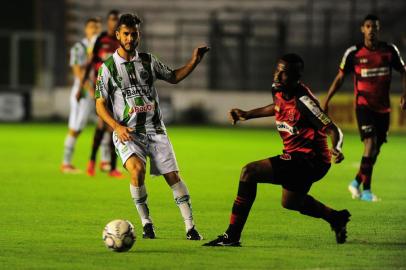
348, 180, 361, 199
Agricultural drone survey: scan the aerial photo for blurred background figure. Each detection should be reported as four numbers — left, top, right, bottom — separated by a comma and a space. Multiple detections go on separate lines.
61, 17, 100, 174
80, 10, 124, 178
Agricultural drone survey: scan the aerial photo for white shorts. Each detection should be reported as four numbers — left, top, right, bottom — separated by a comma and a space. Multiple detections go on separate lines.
68, 84, 93, 132
113, 132, 179, 176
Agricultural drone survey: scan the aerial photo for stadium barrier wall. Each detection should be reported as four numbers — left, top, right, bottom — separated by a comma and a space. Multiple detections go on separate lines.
32, 87, 406, 132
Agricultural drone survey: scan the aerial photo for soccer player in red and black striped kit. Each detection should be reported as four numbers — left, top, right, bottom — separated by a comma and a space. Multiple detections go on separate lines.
204, 54, 350, 247
323, 14, 406, 202
80, 10, 123, 178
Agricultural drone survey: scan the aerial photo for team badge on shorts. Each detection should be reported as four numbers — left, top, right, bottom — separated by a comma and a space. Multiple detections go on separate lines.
280, 153, 292, 160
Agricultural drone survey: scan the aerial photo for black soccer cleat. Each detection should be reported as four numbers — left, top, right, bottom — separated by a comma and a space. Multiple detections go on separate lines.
186, 226, 203, 240
202, 233, 241, 247
330, 209, 351, 244
143, 223, 156, 239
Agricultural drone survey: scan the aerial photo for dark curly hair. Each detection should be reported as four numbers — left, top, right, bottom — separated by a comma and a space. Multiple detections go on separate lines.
116, 13, 142, 31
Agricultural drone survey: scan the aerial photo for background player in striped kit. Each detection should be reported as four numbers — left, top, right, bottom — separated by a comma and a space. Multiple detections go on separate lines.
95, 14, 209, 240
323, 14, 406, 202
61, 18, 100, 173
81, 10, 124, 178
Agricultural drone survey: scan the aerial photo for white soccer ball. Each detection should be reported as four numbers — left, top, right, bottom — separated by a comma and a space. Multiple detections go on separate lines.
103, 219, 136, 252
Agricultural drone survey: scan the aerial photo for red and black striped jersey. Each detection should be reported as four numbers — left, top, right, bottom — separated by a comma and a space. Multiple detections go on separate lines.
339, 42, 406, 113
92, 31, 120, 77
272, 83, 332, 163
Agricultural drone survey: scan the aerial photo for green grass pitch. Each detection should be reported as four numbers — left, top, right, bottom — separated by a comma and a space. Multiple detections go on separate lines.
0, 123, 405, 269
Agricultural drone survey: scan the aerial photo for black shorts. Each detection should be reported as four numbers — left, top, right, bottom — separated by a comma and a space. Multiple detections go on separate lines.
269, 153, 331, 193
356, 106, 389, 145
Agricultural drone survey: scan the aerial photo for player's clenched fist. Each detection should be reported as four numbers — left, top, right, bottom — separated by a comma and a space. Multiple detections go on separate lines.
192, 46, 210, 65
114, 125, 135, 143
228, 109, 248, 125
331, 148, 344, 164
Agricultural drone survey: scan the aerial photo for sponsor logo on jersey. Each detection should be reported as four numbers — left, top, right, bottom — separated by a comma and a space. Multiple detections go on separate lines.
123, 85, 152, 98
129, 103, 155, 114
299, 96, 331, 125
359, 58, 368, 64
276, 120, 299, 135
360, 67, 390, 78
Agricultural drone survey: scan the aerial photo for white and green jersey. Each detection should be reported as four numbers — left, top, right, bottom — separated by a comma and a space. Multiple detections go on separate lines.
69, 38, 91, 67
69, 38, 94, 97
95, 50, 175, 134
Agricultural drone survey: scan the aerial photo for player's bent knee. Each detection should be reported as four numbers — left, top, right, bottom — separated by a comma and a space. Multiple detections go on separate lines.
240, 163, 258, 182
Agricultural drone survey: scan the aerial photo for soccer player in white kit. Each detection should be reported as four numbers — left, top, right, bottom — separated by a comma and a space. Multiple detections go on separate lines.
95, 14, 209, 240
61, 18, 100, 173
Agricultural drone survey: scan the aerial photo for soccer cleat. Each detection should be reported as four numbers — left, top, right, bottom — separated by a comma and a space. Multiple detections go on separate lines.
360, 190, 380, 202
86, 161, 96, 176
60, 164, 82, 174
186, 226, 203, 240
109, 169, 125, 179
99, 161, 111, 172
348, 179, 361, 199
330, 209, 351, 244
202, 233, 241, 247
143, 223, 156, 239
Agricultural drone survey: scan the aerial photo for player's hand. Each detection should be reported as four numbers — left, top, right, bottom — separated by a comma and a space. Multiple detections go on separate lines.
192, 46, 210, 65
228, 108, 248, 125
115, 125, 135, 143
331, 148, 344, 164
400, 94, 406, 111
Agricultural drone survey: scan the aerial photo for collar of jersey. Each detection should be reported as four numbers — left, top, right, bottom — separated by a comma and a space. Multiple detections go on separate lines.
113, 49, 141, 64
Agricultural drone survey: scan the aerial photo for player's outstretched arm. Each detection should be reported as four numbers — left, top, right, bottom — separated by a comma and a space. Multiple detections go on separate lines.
95, 98, 134, 143
169, 46, 210, 84
322, 71, 345, 113
229, 104, 275, 125
324, 123, 344, 164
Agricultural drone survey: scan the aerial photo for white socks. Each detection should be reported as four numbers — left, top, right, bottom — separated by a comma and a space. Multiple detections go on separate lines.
130, 184, 153, 226
62, 135, 77, 165
171, 181, 194, 231
100, 132, 111, 163
129, 181, 195, 232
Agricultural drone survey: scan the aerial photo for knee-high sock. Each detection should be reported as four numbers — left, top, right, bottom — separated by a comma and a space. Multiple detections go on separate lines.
100, 132, 111, 163
299, 195, 335, 224
110, 135, 117, 171
226, 181, 257, 239
355, 156, 374, 190
90, 128, 104, 162
171, 181, 194, 231
129, 184, 152, 226
62, 135, 77, 165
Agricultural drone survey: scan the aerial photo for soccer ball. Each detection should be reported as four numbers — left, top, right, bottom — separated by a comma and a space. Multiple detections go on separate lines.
103, 219, 136, 252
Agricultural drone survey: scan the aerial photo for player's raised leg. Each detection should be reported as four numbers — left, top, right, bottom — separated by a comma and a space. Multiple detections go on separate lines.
281, 189, 351, 244
163, 171, 203, 240
125, 155, 155, 239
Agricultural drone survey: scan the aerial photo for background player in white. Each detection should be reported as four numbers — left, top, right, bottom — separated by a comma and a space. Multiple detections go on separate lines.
95, 14, 209, 240
61, 18, 100, 173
